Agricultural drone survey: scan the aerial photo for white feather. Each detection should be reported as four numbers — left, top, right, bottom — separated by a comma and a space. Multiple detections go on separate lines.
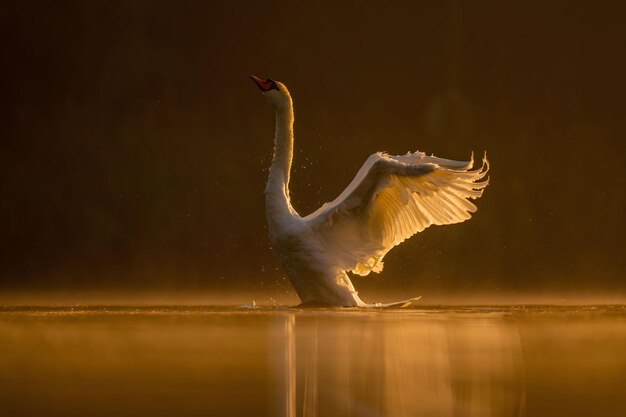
304, 152, 489, 276
253, 79, 489, 307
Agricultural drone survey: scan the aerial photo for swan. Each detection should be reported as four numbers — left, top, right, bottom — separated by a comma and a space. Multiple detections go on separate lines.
250, 75, 489, 307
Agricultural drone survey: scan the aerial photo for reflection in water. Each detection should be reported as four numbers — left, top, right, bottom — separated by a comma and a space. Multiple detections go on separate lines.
1, 306, 625, 417
272, 314, 296, 417
272, 313, 524, 417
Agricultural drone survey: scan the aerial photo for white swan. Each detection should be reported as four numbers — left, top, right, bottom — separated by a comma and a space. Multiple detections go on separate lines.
251, 75, 489, 307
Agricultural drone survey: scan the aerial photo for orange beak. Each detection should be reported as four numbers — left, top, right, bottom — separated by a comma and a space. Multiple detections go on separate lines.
250, 75, 277, 92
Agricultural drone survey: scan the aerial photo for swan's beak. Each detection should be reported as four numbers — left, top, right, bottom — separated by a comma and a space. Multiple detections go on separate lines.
250, 75, 278, 92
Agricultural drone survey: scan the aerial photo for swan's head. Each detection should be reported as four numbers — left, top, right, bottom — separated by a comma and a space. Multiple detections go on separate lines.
250, 75, 292, 110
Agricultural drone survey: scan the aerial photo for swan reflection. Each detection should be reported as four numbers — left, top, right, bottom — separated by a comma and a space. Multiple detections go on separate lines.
271, 312, 525, 417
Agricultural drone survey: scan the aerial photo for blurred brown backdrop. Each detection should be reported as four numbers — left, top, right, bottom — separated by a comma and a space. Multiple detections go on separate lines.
1, 1, 625, 298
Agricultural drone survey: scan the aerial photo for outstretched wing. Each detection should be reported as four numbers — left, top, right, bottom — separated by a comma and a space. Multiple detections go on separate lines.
303, 151, 489, 276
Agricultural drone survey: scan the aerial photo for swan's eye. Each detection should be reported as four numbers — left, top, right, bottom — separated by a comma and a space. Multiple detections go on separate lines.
268, 80, 279, 91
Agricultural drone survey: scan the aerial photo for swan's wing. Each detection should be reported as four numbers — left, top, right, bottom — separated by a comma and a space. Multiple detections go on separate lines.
303, 151, 489, 276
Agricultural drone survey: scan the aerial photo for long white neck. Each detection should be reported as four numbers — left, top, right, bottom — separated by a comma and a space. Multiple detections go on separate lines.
265, 105, 298, 221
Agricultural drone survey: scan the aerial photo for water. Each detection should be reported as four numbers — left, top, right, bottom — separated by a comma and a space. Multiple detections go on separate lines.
1, 305, 625, 416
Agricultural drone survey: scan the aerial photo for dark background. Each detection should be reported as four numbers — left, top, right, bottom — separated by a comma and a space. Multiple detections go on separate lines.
1, 1, 625, 301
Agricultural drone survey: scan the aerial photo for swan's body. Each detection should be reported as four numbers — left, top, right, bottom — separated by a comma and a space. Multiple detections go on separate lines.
251, 76, 489, 307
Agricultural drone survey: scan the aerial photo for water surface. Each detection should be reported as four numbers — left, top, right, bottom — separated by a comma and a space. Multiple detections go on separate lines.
1, 305, 625, 416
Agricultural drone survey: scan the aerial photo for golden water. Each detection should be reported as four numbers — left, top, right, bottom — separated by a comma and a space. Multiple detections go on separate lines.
1, 305, 625, 416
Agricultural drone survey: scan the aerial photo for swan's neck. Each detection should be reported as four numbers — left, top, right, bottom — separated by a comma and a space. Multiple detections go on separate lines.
265, 106, 298, 219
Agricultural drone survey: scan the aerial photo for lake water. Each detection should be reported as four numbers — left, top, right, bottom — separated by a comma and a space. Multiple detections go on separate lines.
1, 305, 625, 416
